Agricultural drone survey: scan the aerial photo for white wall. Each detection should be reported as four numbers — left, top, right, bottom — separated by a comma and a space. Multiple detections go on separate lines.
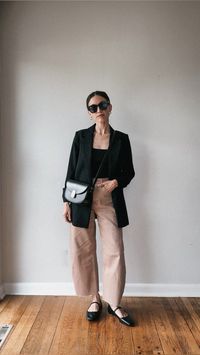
0, 1, 200, 295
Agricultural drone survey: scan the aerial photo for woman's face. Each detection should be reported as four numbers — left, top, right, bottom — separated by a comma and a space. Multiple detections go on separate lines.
88, 95, 112, 125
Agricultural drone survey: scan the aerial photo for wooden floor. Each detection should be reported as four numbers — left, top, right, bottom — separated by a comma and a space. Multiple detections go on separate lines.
0, 295, 200, 355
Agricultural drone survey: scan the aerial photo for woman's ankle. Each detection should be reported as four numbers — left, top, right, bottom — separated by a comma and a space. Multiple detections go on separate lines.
110, 304, 118, 310
91, 292, 101, 301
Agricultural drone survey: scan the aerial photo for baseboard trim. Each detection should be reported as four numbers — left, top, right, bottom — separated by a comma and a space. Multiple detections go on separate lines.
4, 282, 76, 296
124, 283, 200, 297
0, 283, 6, 299
3, 282, 200, 297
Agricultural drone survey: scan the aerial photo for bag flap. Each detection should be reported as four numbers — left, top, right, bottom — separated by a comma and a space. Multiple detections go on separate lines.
66, 180, 89, 195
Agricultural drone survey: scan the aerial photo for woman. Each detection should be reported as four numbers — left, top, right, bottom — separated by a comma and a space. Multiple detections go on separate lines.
62, 91, 135, 327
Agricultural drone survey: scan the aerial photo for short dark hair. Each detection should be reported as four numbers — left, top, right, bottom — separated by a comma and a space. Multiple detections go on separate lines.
86, 91, 110, 108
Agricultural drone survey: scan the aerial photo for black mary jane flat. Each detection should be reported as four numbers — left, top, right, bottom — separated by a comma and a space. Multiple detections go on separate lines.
107, 304, 135, 327
86, 301, 102, 321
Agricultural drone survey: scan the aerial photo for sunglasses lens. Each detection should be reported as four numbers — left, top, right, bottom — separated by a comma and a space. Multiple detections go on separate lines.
99, 101, 109, 110
88, 105, 97, 113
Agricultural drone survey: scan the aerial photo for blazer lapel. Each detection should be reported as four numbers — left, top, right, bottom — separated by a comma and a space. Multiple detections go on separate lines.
82, 124, 95, 183
108, 125, 121, 177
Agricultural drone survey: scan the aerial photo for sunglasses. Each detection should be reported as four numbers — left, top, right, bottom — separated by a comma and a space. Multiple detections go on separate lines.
88, 101, 110, 113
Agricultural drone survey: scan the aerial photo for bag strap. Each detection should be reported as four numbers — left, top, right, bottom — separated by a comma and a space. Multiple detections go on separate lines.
91, 130, 116, 189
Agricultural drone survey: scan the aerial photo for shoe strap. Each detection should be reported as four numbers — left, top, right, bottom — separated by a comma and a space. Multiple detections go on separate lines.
114, 306, 122, 312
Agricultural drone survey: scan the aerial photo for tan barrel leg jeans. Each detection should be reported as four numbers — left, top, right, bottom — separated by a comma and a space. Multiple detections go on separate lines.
70, 178, 126, 306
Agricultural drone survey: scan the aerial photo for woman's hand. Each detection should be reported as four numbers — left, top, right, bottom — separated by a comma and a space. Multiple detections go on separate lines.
99, 179, 118, 192
63, 202, 72, 223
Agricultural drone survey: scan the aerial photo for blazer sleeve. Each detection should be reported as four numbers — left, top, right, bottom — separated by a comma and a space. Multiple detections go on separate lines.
115, 134, 135, 188
62, 132, 80, 202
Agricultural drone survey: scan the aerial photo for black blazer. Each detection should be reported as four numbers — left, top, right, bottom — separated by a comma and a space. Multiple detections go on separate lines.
62, 124, 135, 228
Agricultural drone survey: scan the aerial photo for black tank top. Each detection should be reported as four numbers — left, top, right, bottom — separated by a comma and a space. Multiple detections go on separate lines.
91, 148, 109, 178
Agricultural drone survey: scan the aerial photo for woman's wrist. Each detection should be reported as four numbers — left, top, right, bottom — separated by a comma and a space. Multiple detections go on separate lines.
64, 201, 71, 208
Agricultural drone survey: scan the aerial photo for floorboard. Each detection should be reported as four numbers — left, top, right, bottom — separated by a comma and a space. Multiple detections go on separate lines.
0, 296, 200, 355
